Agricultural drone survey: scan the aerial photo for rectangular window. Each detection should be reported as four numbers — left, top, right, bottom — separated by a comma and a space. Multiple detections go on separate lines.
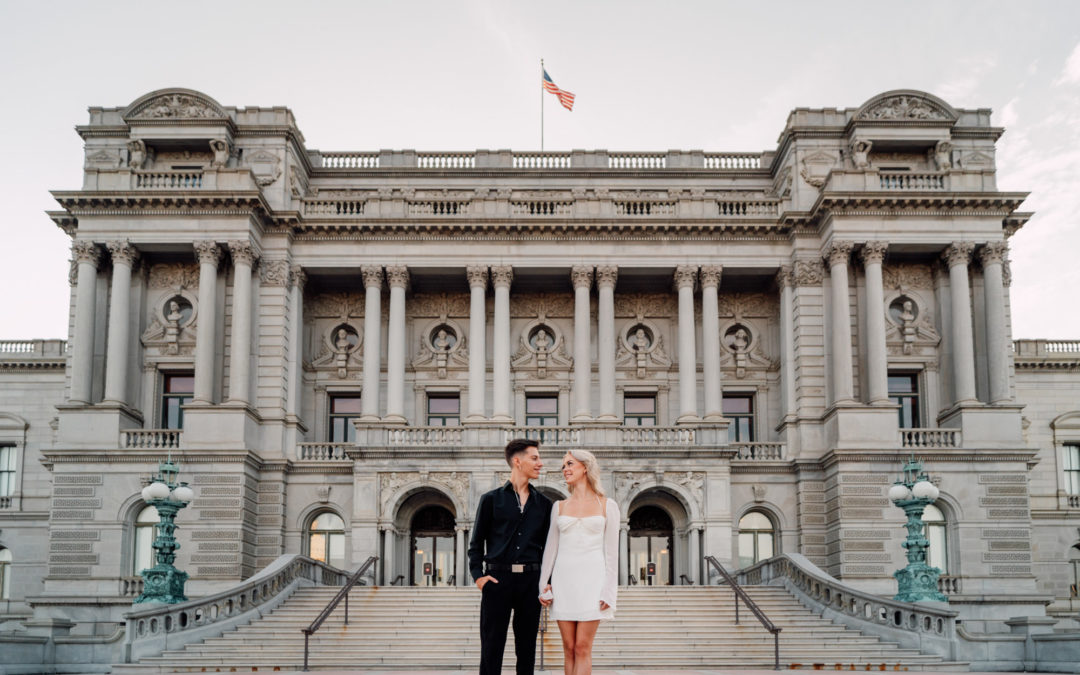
888, 373, 920, 428
723, 394, 755, 443
525, 395, 559, 427
427, 395, 460, 426
161, 373, 194, 430
1065, 444, 1080, 495
624, 395, 657, 427
329, 395, 363, 442
0, 445, 14, 498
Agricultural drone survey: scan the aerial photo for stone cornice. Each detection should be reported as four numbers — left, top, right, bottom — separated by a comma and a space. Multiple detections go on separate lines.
291, 220, 791, 241
819, 447, 1038, 469
1013, 359, 1080, 371
812, 191, 1029, 217
0, 360, 66, 371
38, 448, 266, 468
50, 190, 271, 219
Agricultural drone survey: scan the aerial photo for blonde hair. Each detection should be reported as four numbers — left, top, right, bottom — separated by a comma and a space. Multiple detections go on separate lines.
566, 449, 605, 498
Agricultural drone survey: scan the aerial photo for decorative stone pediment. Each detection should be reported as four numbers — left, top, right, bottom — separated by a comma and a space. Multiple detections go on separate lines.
854, 90, 957, 122
123, 88, 229, 121
799, 150, 838, 188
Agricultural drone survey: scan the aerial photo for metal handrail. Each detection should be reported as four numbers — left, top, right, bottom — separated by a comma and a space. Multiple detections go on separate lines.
705, 556, 781, 670
300, 556, 377, 671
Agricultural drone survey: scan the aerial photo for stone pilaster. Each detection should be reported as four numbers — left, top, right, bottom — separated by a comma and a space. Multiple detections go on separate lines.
943, 242, 977, 404
980, 242, 1011, 404
699, 265, 723, 420
860, 241, 890, 405
674, 265, 699, 423
192, 241, 222, 404
491, 266, 513, 421
384, 265, 409, 424
103, 241, 139, 405
824, 240, 855, 405
226, 241, 259, 405
596, 266, 618, 422
286, 265, 307, 418
69, 241, 100, 404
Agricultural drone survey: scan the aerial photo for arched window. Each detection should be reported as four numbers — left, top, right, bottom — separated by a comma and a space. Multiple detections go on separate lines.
738, 511, 775, 569
922, 503, 948, 574
308, 512, 345, 569
0, 547, 11, 599
133, 505, 159, 575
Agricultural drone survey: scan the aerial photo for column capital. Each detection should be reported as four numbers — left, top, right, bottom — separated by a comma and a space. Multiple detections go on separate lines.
823, 240, 854, 268
859, 241, 889, 266
699, 265, 722, 289
106, 240, 139, 267
491, 265, 513, 288
596, 265, 618, 289
71, 241, 100, 267
361, 265, 384, 289
227, 240, 259, 267
570, 265, 593, 289
385, 265, 410, 289
466, 265, 489, 288
792, 259, 824, 287
942, 241, 975, 268
979, 241, 1009, 266
775, 265, 794, 290
673, 265, 698, 290
193, 240, 222, 267
289, 265, 308, 291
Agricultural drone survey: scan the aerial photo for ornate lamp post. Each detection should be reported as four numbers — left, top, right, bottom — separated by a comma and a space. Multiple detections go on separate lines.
134, 458, 194, 604
888, 455, 947, 603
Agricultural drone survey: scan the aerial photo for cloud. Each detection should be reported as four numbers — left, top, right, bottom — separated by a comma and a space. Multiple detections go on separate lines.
1053, 42, 1080, 86
935, 56, 997, 104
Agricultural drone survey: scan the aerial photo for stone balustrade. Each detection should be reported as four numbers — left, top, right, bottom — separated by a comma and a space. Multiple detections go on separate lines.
614, 200, 676, 216
510, 199, 573, 216
1014, 338, 1080, 356
123, 554, 349, 663
304, 198, 366, 216
310, 149, 769, 171
296, 442, 351, 461
900, 428, 961, 449
387, 426, 465, 446
937, 575, 961, 596
407, 200, 469, 216
0, 339, 67, 356
83, 168, 259, 191
732, 442, 786, 460
736, 553, 958, 659
878, 172, 946, 190
0, 496, 11, 509
717, 199, 779, 217
121, 429, 182, 450
120, 576, 144, 598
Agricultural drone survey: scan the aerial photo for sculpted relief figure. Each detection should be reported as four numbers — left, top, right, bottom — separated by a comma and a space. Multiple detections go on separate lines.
433, 329, 453, 352
732, 327, 750, 353
851, 139, 872, 170
210, 139, 230, 168
165, 300, 183, 354
127, 140, 148, 170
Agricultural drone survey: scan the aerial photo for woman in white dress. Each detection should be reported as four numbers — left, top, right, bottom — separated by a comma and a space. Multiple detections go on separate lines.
538, 449, 619, 675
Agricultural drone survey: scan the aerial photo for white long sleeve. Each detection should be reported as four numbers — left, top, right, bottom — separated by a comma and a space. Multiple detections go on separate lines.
600, 498, 620, 610
538, 500, 560, 595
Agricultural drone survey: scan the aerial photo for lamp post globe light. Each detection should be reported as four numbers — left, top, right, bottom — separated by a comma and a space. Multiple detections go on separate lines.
889, 455, 947, 603
134, 458, 194, 604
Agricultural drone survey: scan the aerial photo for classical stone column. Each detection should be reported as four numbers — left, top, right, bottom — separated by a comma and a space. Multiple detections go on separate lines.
980, 242, 1011, 404
675, 265, 699, 423
455, 526, 467, 586
824, 241, 855, 404
943, 242, 978, 404
596, 266, 618, 422
860, 241, 890, 404
286, 265, 307, 417
103, 241, 139, 405
192, 241, 222, 404
619, 524, 629, 585
361, 267, 384, 420
226, 241, 258, 405
382, 527, 395, 585
700, 265, 723, 420
492, 266, 513, 421
466, 266, 488, 421
69, 242, 100, 404
384, 265, 409, 424
687, 525, 701, 584
776, 266, 797, 418
571, 266, 594, 422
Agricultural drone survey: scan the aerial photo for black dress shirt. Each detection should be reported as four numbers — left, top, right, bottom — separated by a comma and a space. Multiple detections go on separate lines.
468, 481, 553, 581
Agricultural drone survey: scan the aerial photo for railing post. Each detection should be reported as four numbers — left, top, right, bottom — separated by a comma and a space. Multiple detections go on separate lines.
344, 590, 349, 626
735, 591, 740, 624
303, 631, 309, 672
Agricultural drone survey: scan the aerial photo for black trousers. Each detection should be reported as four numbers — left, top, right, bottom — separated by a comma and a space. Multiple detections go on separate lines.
479, 570, 542, 675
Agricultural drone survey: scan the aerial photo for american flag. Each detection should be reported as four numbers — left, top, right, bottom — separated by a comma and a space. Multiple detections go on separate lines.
542, 69, 575, 111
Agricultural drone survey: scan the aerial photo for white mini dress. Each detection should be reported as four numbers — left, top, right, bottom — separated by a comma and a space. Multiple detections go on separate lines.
539, 497, 620, 622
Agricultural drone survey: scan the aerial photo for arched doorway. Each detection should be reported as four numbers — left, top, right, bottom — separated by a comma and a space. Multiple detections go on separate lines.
410, 505, 456, 586
628, 505, 674, 585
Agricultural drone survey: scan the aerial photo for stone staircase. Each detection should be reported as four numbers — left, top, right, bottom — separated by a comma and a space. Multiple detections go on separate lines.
115, 585, 960, 671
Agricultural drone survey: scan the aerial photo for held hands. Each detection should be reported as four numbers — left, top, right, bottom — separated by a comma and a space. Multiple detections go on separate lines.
539, 584, 553, 606
476, 575, 498, 590
599, 601, 610, 611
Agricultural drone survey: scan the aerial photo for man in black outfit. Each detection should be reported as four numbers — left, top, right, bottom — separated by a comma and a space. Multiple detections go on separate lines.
468, 438, 553, 675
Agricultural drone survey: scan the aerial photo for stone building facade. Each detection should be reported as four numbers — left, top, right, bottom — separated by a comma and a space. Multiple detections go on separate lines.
1, 88, 1078, 637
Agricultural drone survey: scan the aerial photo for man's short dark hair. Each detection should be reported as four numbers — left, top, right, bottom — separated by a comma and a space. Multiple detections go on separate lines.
505, 438, 539, 467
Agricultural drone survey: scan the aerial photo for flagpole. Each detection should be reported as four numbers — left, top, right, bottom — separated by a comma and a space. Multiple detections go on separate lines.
540, 58, 545, 151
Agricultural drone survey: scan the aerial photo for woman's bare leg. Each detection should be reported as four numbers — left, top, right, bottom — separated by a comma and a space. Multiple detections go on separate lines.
572, 620, 600, 675
557, 620, 578, 675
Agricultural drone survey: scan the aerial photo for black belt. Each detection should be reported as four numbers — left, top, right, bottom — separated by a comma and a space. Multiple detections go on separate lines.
486, 563, 541, 573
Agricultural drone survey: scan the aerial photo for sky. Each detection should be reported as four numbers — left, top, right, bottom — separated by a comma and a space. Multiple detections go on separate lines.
1, 0, 1078, 339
